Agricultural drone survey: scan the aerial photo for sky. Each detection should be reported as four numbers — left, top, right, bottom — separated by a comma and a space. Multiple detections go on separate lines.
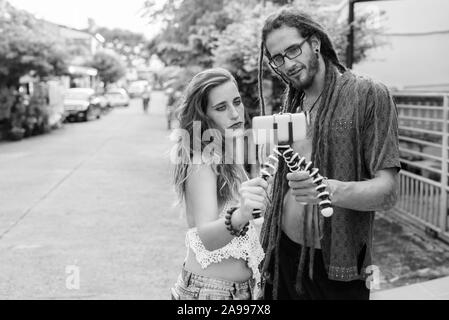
7, 0, 165, 39
10, 0, 449, 40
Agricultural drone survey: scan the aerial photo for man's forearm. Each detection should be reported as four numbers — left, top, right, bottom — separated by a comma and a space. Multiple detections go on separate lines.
328, 173, 398, 212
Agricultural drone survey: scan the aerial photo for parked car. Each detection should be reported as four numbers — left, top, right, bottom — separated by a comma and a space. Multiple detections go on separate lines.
97, 94, 111, 114
105, 88, 130, 107
63, 88, 103, 122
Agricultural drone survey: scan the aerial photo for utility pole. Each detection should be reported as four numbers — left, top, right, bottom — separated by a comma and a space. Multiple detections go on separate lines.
346, 0, 392, 69
346, 0, 355, 69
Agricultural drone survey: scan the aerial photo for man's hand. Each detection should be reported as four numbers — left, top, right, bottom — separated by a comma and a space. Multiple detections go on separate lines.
286, 171, 320, 204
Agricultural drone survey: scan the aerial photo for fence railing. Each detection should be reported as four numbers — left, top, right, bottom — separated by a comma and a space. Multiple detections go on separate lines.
392, 91, 449, 243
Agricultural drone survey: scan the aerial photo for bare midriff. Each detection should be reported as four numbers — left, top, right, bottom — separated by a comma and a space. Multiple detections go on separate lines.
282, 189, 321, 248
184, 247, 252, 282
183, 196, 253, 282
280, 133, 321, 248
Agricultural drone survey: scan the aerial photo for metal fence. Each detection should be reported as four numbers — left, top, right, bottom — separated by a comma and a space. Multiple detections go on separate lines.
392, 91, 449, 243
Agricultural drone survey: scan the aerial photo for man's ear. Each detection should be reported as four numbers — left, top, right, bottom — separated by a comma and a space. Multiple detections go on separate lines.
309, 35, 321, 53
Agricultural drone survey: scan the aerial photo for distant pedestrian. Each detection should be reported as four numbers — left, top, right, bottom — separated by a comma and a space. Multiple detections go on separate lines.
142, 86, 151, 113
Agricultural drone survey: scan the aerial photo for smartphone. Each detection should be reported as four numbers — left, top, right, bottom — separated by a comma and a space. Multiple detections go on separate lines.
252, 113, 307, 145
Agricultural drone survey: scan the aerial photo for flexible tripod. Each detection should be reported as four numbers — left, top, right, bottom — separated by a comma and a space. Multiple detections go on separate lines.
252, 113, 334, 218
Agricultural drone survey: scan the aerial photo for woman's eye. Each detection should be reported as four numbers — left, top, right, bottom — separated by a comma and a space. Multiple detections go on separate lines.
233, 99, 241, 106
216, 105, 226, 111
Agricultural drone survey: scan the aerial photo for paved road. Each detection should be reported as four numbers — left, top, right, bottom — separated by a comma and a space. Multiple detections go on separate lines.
0, 92, 185, 299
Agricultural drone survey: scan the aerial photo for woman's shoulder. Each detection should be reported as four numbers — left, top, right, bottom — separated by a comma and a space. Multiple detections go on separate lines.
185, 164, 219, 192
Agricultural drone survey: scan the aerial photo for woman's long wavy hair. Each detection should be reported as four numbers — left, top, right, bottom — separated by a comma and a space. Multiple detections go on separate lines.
171, 68, 245, 206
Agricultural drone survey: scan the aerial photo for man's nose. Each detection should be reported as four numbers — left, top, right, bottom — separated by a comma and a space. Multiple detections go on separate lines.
283, 58, 296, 72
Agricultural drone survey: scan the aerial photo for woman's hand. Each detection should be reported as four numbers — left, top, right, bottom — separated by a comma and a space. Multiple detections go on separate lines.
237, 177, 269, 224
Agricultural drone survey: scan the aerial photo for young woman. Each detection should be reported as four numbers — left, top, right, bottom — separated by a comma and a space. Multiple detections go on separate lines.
170, 68, 268, 300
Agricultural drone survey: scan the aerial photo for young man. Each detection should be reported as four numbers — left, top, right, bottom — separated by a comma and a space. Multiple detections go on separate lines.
257, 9, 401, 300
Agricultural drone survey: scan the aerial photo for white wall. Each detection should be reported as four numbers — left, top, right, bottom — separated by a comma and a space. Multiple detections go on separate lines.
353, 0, 449, 89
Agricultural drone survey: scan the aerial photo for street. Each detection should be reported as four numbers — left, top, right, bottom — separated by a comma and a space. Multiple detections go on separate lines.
0, 92, 185, 299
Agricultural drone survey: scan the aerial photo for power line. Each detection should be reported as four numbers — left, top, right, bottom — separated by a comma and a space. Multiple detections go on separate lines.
385, 30, 449, 36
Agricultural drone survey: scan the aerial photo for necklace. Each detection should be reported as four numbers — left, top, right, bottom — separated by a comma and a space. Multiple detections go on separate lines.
301, 88, 325, 126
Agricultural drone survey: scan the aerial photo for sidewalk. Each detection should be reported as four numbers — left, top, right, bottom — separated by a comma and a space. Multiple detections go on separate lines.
370, 212, 449, 300
373, 212, 449, 290
371, 276, 449, 300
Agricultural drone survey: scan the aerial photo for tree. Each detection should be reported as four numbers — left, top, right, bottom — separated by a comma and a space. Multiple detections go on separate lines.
212, 0, 385, 115
143, 0, 234, 67
88, 51, 126, 87
0, 2, 68, 87
211, 2, 278, 116
143, 0, 385, 116
88, 26, 152, 68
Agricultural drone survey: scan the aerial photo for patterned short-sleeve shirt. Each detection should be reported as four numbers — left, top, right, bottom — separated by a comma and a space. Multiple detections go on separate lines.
317, 71, 401, 281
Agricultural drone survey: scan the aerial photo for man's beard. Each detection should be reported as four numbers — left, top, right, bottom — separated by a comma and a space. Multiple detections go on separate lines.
290, 53, 319, 90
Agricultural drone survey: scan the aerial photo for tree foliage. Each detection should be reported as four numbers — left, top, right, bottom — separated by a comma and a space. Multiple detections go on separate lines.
143, 0, 385, 115
211, 2, 279, 115
88, 51, 126, 87
0, 2, 68, 87
90, 26, 152, 68
143, 0, 233, 67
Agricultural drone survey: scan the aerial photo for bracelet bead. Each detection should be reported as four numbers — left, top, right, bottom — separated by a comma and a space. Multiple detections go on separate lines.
225, 207, 249, 237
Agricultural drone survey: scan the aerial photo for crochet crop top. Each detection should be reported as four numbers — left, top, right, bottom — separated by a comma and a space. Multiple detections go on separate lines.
185, 200, 265, 293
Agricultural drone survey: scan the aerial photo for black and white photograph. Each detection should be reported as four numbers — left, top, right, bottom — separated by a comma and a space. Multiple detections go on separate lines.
1, 0, 449, 304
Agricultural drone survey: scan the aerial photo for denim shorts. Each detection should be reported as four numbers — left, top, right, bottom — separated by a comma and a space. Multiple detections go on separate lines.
170, 267, 255, 300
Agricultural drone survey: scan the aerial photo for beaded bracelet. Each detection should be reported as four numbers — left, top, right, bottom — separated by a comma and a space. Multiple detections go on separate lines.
224, 207, 249, 237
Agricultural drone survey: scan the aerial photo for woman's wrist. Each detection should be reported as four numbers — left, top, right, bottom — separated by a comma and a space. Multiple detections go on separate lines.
224, 207, 249, 237
231, 208, 249, 230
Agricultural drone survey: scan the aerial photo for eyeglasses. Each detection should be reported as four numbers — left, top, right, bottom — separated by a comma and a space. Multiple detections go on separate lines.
268, 35, 311, 69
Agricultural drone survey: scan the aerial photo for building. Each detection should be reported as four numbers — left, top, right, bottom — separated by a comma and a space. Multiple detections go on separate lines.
351, 0, 449, 91
39, 19, 105, 88
40, 20, 104, 58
